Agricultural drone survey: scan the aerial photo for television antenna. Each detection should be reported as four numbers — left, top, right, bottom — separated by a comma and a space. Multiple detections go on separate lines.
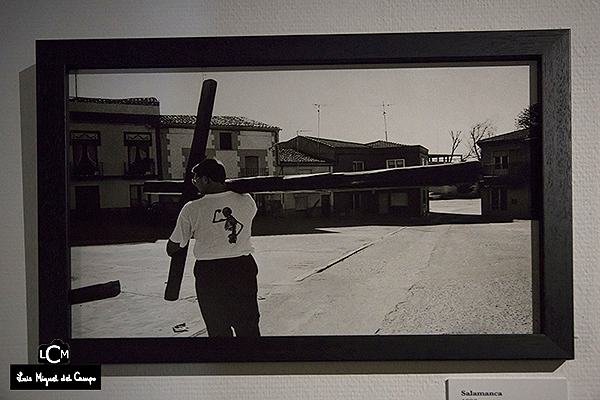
314, 104, 332, 158
381, 102, 395, 142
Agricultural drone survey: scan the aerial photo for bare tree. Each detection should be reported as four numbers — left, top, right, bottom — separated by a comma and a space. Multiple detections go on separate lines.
449, 130, 462, 159
465, 120, 496, 162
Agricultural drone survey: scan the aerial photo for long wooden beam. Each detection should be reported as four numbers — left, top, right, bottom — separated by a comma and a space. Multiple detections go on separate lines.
158, 78, 480, 301
179, 79, 217, 202
164, 79, 217, 301
144, 161, 482, 195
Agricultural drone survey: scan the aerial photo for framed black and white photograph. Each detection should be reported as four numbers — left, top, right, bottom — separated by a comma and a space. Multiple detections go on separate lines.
36, 30, 573, 364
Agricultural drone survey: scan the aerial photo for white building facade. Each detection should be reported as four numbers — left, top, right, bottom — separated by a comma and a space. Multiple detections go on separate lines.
160, 115, 280, 180
67, 97, 280, 217
68, 97, 161, 216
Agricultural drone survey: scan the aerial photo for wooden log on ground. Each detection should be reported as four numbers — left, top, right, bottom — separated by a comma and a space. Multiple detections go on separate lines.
70, 280, 121, 304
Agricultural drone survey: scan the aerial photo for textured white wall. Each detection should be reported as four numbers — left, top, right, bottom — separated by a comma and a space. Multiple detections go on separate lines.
2, 0, 599, 398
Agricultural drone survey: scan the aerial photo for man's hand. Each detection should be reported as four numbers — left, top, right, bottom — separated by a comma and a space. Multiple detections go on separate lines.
166, 240, 183, 257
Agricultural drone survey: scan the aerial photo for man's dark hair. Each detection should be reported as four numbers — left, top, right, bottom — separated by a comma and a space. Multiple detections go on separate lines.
191, 158, 226, 183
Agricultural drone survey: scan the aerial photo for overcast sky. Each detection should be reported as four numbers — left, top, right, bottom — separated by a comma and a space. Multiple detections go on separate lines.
70, 63, 531, 155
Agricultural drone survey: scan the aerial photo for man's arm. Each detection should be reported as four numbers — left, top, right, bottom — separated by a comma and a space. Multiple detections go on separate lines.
166, 240, 184, 257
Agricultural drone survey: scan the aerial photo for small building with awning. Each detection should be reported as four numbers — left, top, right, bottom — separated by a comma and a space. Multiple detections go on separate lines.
275, 135, 431, 218
478, 128, 538, 220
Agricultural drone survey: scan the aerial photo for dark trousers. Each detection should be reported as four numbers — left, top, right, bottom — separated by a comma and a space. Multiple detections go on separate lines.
194, 255, 261, 337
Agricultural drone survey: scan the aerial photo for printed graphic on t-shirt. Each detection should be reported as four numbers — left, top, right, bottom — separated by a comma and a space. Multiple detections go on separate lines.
212, 207, 244, 244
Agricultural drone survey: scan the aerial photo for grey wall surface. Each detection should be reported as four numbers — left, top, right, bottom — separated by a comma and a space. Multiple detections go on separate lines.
1, 0, 598, 398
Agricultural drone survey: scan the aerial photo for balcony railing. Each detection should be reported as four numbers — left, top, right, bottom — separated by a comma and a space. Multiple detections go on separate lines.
240, 168, 269, 177
482, 161, 530, 177
124, 159, 156, 177
71, 162, 104, 178
71, 159, 159, 179
481, 161, 532, 186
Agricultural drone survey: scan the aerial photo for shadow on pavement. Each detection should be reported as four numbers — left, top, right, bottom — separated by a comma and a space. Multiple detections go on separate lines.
70, 209, 510, 246
251, 211, 510, 236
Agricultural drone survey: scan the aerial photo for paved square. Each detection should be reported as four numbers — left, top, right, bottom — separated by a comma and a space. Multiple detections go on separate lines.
71, 199, 533, 338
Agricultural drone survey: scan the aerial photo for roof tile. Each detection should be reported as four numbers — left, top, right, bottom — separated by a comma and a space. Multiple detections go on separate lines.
478, 128, 532, 144
69, 96, 159, 106
366, 140, 409, 148
278, 147, 328, 163
161, 115, 280, 131
301, 136, 410, 148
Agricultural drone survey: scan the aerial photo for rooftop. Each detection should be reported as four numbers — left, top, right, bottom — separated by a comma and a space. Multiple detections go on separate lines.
301, 136, 410, 148
302, 136, 367, 148
69, 96, 159, 106
278, 147, 329, 163
366, 140, 410, 148
478, 128, 533, 145
161, 115, 280, 131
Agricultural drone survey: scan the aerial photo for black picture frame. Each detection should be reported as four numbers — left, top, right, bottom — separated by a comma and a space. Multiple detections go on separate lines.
36, 30, 572, 364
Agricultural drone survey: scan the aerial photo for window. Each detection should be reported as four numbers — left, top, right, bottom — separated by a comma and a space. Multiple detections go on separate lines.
491, 187, 508, 211
124, 132, 153, 175
390, 191, 408, 206
352, 161, 364, 171
219, 132, 233, 150
387, 159, 405, 168
352, 193, 362, 209
294, 195, 308, 211
244, 156, 260, 177
494, 155, 508, 168
71, 131, 101, 177
492, 152, 509, 175
130, 184, 144, 208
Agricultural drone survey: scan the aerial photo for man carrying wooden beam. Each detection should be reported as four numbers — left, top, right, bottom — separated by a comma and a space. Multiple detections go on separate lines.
154, 78, 481, 337
163, 79, 260, 337
167, 158, 261, 337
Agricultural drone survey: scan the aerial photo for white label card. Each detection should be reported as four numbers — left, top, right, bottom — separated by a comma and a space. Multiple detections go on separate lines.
446, 378, 568, 400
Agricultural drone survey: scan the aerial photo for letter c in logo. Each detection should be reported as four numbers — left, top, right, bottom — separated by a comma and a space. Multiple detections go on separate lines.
44, 344, 62, 364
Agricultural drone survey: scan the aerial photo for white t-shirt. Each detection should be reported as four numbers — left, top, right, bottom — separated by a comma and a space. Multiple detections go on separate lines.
170, 191, 257, 261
